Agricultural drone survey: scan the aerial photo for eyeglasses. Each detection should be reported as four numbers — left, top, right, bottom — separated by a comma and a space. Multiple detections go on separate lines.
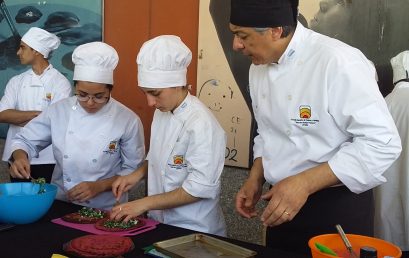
75, 93, 109, 104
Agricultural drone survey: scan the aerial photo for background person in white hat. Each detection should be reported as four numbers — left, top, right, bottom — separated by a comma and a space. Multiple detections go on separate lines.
0, 27, 71, 183
9, 42, 145, 210
229, 0, 401, 254
110, 35, 227, 236
375, 50, 409, 257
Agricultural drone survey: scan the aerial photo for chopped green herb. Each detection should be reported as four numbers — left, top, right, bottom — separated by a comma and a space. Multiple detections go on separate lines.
78, 207, 105, 219
103, 219, 139, 229
31, 177, 46, 194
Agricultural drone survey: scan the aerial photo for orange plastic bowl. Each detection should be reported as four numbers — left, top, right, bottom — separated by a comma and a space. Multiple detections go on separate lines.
308, 234, 402, 258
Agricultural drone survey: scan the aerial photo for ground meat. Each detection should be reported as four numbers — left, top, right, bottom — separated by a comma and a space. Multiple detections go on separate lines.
63, 235, 134, 257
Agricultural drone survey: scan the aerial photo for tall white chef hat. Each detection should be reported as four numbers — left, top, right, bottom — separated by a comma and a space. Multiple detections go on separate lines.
390, 50, 409, 84
72, 42, 119, 85
21, 27, 60, 58
137, 35, 192, 88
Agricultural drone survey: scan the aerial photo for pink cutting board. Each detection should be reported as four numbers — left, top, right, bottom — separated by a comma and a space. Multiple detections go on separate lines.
52, 217, 159, 236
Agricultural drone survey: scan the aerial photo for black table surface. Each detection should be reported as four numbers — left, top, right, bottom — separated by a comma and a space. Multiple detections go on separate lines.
0, 200, 309, 258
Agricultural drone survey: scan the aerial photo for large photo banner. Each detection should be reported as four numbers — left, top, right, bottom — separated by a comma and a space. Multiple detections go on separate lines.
0, 0, 103, 137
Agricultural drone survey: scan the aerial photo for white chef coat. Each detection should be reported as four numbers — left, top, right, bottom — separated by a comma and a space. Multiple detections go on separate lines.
147, 93, 226, 236
250, 23, 401, 194
0, 64, 72, 164
11, 96, 145, 210
374, 81, 409, 250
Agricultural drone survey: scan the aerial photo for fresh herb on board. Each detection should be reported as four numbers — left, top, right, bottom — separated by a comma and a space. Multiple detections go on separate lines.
78, 207, 105, 219
31, 177, 46, 194
103, 219, 139, 229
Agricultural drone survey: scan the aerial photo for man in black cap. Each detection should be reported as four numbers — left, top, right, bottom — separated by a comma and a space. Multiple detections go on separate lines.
230, 0, 402, 254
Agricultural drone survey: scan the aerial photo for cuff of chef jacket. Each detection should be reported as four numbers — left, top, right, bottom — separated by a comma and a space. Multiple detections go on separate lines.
117, 169, 135, 177
182, 179, 221, 199
9, 144, 35, 161
328, 156, 386, 194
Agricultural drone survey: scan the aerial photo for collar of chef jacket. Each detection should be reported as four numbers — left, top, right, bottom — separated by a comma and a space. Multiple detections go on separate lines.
394, 80, 409, 90
171, 92, 192, 118
28, 64, 53, 87
273, 22, 307, 66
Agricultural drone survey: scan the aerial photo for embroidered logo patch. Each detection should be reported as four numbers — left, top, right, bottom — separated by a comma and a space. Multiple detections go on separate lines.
168, 155, 187, 169
103, 141, 118, 154
45, 92, 52, 102
290, 105, 319, 127
299, 105, 311, 118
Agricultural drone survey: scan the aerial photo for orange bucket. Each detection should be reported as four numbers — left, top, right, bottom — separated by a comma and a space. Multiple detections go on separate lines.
308, 234, 402, 258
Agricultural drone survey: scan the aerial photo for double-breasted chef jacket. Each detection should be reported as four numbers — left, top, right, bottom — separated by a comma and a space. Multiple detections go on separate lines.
0, 64, 72, 164
250, 22, 401, 194
11, 96, 145, 210
375, 81, 409, 251
147, 93, 227, 236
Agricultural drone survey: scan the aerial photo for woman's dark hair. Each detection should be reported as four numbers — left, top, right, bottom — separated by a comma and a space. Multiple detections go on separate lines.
73, 81, 113, 91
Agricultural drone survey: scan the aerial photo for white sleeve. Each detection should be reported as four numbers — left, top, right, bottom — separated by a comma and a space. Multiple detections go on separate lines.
0, 76, 20, 112
10, 109, 53, 160
182, 116, 226, 199
327, 60, 401, 193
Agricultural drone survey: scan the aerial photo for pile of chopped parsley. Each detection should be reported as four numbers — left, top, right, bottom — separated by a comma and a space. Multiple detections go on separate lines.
78, 207, 105, 218
32, 177, 46, 194
103, 219, 139, 229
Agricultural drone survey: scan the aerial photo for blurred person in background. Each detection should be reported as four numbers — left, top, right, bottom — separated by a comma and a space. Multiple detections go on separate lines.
0, 27, 71, 183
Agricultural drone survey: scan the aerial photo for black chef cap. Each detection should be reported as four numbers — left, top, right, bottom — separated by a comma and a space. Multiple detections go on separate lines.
230, 0, 299, 27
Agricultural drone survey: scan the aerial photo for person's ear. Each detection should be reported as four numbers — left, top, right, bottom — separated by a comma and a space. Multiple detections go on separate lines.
270, 27, 283, 40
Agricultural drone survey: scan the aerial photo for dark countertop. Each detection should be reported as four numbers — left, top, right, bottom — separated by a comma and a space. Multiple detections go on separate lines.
0, 200, 310, 258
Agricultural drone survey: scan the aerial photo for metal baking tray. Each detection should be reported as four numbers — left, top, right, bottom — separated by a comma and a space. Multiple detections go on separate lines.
153, 233, 257, 258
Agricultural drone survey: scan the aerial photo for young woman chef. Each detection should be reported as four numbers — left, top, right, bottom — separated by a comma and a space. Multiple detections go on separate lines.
110, 35, 227, 236
9, 42, 145, 210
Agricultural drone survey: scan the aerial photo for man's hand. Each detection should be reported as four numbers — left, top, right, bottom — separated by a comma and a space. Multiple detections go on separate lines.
260, 174, 309, 226
235, 157, 265, 218
260, 163, 339, 227
235, 177, 263, 218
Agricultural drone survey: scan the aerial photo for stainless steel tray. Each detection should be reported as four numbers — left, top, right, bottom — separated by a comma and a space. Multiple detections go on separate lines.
153, 233, 257, 258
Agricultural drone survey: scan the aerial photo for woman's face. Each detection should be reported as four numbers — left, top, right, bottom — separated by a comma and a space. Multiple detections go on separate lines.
141, 87, 184, 112
75, 81, 110, 114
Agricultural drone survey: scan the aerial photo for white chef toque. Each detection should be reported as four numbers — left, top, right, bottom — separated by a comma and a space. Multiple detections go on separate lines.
137, 35, 192, 88
21, 27, 60, 58
72, 42, 119, 85
390, 50, 409, 85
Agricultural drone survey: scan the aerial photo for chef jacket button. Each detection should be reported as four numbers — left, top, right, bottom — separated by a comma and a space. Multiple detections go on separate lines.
286, 130, 291, 135
66, 177, 71, 182
92, 159, 97, 163
63, 155, 68, 159
72, 106, 77, 110
287, 95, 292, 100
68, 131, 74, 134
262, 94, 266, 99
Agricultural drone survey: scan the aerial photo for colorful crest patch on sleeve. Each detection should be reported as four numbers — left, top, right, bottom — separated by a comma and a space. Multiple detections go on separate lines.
103, 140, 119, 154
168, 155, 187, 169
45, 92, 52, 102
